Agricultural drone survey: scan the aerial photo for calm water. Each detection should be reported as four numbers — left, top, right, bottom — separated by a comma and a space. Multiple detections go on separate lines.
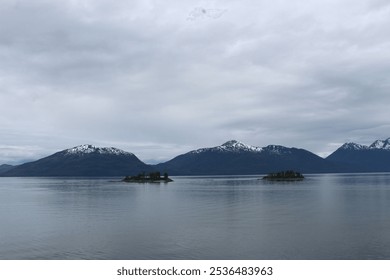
1, 174, 390, 260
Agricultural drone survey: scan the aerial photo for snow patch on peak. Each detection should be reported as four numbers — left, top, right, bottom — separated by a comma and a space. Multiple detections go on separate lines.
220, 140, 263, 152
221, 140, 241, 146
340, 142, 368, 150
370, 140, 385, 149
338, 138, 390, 151
66, 144, 97, 154
264, 145, 291, 155
369, 138, 390, 150
190, 140, 263, 154
65, 144, 133, 156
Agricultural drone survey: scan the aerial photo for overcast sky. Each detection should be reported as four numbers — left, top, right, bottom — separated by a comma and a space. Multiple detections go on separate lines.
1, 0, 390, 164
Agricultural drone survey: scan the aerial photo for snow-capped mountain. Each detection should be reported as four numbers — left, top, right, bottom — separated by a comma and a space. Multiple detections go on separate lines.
339, 142, 368, 150
190, 140, 296, 155
326, 137, 390, 172
2, 144, 150, 177
338, 138, 390, 151
369, 138, 390, 150
191, 140, 264, 154
65, 144, 134, 156
157, 140, 335, 175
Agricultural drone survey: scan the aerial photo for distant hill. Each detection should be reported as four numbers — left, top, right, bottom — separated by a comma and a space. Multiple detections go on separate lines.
326, 138, 390, 172
0, 164, 14, 174
155, 140, 339, 175
1, 144, 151, 177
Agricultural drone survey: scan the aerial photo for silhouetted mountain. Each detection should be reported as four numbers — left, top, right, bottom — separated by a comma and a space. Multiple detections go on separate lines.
0, 164, 14, 174
156, 140, 338, 175
326, 138, 390, 172
3, 138, 390, 177
1, 144, 151, 177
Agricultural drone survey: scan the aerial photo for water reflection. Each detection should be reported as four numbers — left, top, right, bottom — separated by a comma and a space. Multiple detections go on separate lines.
1, 174, 390, 259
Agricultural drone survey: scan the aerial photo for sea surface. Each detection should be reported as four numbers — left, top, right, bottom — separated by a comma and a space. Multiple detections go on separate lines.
1, 173, 390, 259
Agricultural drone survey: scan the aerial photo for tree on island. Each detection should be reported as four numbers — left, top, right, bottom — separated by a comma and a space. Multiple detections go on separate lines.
123, 171, 173, 182
263, 170, 304, 180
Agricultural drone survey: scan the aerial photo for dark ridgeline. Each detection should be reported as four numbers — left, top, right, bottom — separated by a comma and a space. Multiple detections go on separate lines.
155, 140, 340, 175
0, 145, 152, 177
326, 138, 390, 172
0, 164, 14, 174
1, 138, 390, 177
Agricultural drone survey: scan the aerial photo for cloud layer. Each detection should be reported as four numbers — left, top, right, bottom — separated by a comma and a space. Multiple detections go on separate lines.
1, 0, 390, 164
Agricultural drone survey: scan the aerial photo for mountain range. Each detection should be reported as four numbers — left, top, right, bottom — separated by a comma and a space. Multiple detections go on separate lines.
155, 140, 338, 175
1, 138, 390, 177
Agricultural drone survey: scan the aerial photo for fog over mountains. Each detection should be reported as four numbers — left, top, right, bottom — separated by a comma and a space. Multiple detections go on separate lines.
1, 138, 390, 177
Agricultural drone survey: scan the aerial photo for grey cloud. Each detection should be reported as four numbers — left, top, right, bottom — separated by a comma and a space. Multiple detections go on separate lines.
1, 0, 390, 163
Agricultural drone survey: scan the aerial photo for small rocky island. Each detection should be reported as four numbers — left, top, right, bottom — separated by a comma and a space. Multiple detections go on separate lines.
122, 172, 173, 183
262, 170, 304, 181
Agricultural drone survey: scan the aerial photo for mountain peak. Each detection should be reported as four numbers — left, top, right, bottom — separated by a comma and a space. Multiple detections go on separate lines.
219, 140, 263, 152
190, 140, 263, 154
221, 140, 241, 146
2, 144, 147, 176
340, 142, 368, 150
263, 145, 292, 155
369, 138, 390, 150
64, 144, 133, 156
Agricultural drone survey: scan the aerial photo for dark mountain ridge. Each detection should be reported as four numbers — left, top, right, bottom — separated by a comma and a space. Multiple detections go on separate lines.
1, 138, 390, 176
0, 164, 14, 174
155, 140, 340, 175
326, 137, 390, 172
1, 144, 151, 177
